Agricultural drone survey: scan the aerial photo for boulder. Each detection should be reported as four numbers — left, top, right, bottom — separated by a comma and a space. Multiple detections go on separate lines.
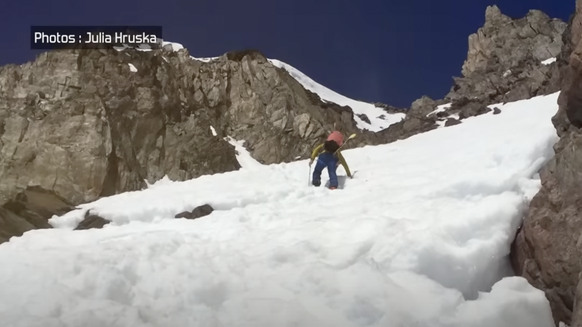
175, 204, 214, 220
0, 187, 72, 243
75, 212, 110, 230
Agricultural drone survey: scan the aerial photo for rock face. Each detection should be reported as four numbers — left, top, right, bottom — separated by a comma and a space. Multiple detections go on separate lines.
0, 187, 72, 243
510, 1, 582, 326
175, 204, 214, 220
373, 96, 445, 144
0, 47, 367, 243
447, 5, 566, 104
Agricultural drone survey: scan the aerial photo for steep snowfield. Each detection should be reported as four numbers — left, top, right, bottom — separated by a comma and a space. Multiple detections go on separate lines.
268, 59, 405, 132
128, 40, 405, 132
0, 92, 560, 327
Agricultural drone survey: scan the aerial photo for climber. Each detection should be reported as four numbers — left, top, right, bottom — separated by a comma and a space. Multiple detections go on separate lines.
309, 131, 352, 189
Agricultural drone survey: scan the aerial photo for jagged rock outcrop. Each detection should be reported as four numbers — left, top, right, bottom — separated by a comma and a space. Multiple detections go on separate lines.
446, 5, 566, 104
74, 212, 110, 230
372, 102, 407, 115
369, 6, 567, 146
0, 47, 367, 244
510, 1, 582, 326
373, 96, 445, 143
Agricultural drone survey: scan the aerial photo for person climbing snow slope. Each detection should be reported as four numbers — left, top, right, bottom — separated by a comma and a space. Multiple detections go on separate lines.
309, 131, 352, 189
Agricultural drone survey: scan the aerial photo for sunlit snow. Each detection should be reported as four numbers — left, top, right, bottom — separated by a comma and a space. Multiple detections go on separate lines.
0, 92, 560, 327
541, 57, 557, 65
224, 136, 263, 170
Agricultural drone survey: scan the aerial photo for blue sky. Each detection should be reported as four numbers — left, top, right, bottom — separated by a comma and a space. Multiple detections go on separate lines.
0, 0, 574, 107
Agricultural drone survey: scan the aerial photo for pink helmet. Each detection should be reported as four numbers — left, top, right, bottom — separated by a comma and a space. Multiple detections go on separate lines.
327, 131, 344, 146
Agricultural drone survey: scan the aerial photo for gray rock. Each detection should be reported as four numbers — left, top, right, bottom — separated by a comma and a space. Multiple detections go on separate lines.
175, 204, 214, 219
409, 96, 437, 117
444, 118, 461, 127
0, 187, 72, 243
357, 113, 371, 124
373, 102, 407, 114
462, 5, 565, 78
447, 5, 566, 104
75, 212, 110, 230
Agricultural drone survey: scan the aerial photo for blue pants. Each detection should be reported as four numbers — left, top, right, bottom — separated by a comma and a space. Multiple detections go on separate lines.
312, 152, 339, 188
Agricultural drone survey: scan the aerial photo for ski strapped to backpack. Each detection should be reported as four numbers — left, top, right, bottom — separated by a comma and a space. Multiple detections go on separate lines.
334, 133, 357, 154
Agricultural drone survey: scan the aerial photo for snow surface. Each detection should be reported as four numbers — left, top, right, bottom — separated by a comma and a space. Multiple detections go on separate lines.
541, 57, 557, 65
0, 92, 560, 327
268, 59, 405, 132
224, 136, 263, 170
128, 63, 138, 72
210, 125, 217, 136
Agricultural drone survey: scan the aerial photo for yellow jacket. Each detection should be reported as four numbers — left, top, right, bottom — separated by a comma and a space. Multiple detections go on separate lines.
310, 144, 352, 177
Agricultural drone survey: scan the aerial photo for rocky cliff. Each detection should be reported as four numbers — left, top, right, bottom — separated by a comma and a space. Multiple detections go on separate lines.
511, 1, 582, 326
0, 46, 373, 243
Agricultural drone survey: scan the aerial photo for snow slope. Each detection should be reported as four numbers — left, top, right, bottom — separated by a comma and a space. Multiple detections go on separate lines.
0, 93, 560, 327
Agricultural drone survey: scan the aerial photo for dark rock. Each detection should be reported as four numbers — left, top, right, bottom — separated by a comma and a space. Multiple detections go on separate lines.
458, 105, 491, 120
435, 111, 449, 118
409, 96, 437, 117
447, 97, 492, 120
444, 118, 462, 127
75, 212, 110, 230
357, 113, 371, 124
175, 204, 214, 220
493, 107, 501, 115
374, 116, 438, 144
225, 49, 267, 62
0, 187, 72, 244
